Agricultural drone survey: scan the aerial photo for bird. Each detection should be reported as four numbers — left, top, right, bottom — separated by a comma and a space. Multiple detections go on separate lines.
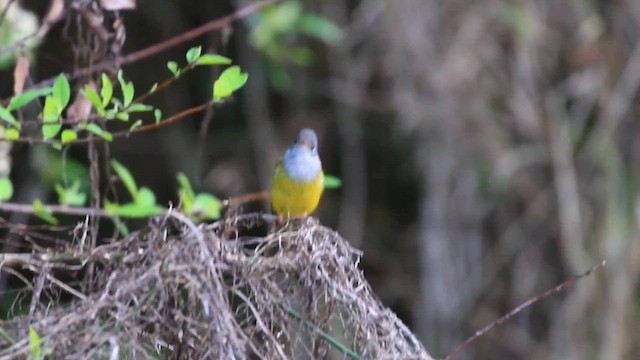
270, 128, 324, 222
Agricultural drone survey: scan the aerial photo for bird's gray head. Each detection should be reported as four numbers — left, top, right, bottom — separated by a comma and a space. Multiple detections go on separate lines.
293, 128, 318, 154
283, 128, 322, 182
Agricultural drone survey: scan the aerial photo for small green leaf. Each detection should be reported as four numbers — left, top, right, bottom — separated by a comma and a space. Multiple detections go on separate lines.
0, 177, 13, 201
126, 103, 153, 112
154, 109, 162, 123
193, 193, 221, 220
105, 201, 164, 218
111, 160, 138, 199
186, 46, 202, 64
129, 119, 142, 131
167, 61, 180, 76
5, 128, 19, 140
42, 96, 60, 122
112, 216, 130, 236
84, 123, 113, 142
117, 70, 135, 107
269, 0, 302, 32
8, 87, 52, 111
83, 86, 105, 116
61, 129, 78, 144
0, 106, 19, 129
55, 181, 87, 206
213, 66, 249, 100
100, 73, 113, 107
52, 74, 71, 109
115, 112, 129, 121
136, 187, 156, 206
177, 173, 195, 212
323, 175, 342, 189
117, 70, 126, 88
29, 327, 43, 360
111, 98, 123, 109
297, 14, 343, 44
195, 54, 232, 66
42, 123, 61, 140
149, 83, 158, 93
33, 199, 59, 225
122, 82, 134, 107
42, 96, 62, 140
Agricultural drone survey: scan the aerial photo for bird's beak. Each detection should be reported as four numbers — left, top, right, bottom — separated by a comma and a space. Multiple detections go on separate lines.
296, 140, 311, 148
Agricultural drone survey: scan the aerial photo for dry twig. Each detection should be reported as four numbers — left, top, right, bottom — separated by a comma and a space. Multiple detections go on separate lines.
0, 213, 433, 360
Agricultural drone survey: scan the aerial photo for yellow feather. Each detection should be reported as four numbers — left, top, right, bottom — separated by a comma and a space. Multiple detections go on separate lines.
270, 158, 324, 217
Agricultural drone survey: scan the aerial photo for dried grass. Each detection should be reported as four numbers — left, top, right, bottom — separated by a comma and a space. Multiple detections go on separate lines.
0, 212, 432, 360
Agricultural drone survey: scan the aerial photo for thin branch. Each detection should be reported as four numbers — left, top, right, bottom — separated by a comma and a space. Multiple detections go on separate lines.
0, 251, 84, 267
46, 273, 88, 301
5, 0, 279, 96
116, 0, 278, 68
223, 191, 269, 207
0, 102, 213, 145
444, 260, 606, 360
0, 202, 111, 218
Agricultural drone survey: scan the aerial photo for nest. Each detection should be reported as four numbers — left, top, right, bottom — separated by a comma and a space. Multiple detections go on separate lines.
0, 213, 433, 359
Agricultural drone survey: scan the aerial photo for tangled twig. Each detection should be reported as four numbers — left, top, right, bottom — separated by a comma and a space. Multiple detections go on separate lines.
0, 213, 433, 360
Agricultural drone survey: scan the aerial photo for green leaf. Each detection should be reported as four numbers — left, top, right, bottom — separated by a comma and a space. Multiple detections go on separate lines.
177, 173, 195, 212
61, 129, 78, 144
115, 112, 129, 121
117, 70, 135, 107
154, 109, 162, 123
117, 70, 126, 88
83, 86, 105, 116
129, 119, 142, 131
111, 159, 138, 199
105, 201, 164, 218
0, 106, 19, 129
112, 216, 130, 236
269, 0, 302, 32
297, 14, 343, 44
33, 199, 59, 225
195, 54, 232, 66
122, 82, 134, 107
323, 175, 342, 189
5, 128, 19, 140
186, 46, 202, 64
42, 96, 60, 122
42, 96, 62, 139
149, 82, 158, 93
193, 193, 221, 220
100, 73, 113, 107
42, 123, 61, 140
55, 181, 87, 206
167, 61, 180, 76
0, 177, 13, 201
52, 74, 71, 109
126, 103, 153, 112
213, 66, 249, 100
136, 187, 156, 206
8, 87, 52, 111
29, 327, 42, 360
84, 123, 113, 142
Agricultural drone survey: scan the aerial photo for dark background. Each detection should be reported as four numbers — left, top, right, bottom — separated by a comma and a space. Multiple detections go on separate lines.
1, 0, 640, 359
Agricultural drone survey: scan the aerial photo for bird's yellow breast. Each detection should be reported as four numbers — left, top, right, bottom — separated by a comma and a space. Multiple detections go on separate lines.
270, 160, 324, 217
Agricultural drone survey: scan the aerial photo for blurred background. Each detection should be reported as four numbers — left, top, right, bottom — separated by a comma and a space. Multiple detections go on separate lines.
1, 0, 640, 359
